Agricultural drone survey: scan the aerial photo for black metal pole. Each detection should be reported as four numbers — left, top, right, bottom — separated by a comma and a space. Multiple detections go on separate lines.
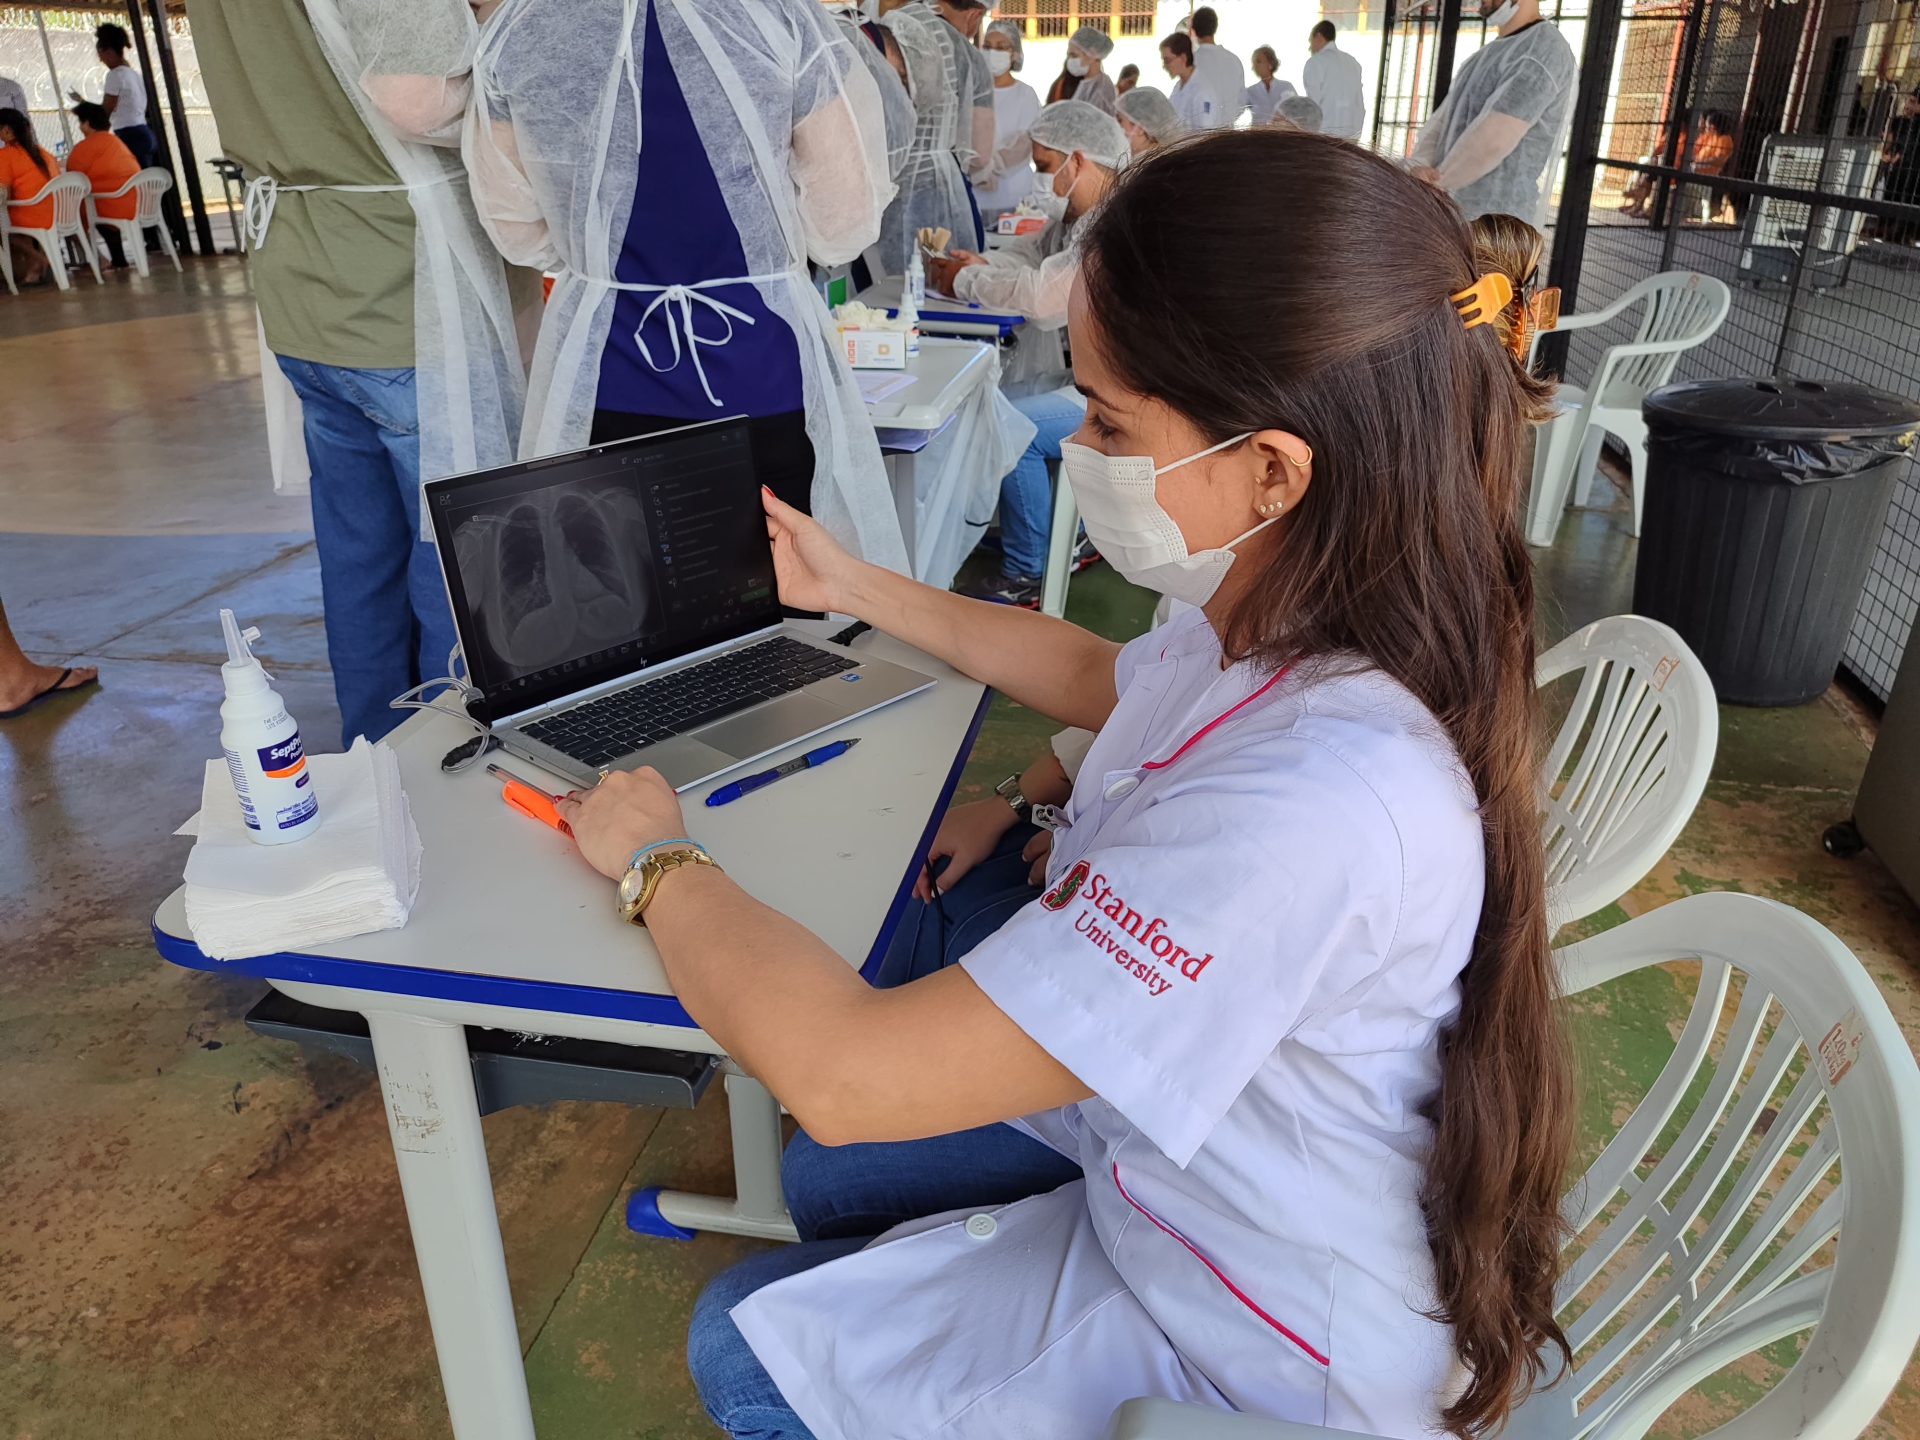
1540, 0, 1626, 377
120, 0, 186, 251
1433, 0, 1466, 107
141, 0, 214, 255
1373, 0, 1396, 151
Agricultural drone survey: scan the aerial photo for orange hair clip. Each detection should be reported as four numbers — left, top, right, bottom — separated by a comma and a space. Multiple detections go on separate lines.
1452, 272, 1515, 331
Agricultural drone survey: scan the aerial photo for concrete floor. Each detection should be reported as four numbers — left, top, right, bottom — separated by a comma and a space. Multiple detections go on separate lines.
1, 260, 1915, 1439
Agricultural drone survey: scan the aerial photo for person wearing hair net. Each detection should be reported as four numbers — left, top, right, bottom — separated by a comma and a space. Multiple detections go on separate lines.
824, 0, 916, 183
194, 0, 526, 746
876, 0, 982, 261
927, 100, 1126, 605
1117, 85, 1184, 156
1407, 0, 1575, 226
1059, 25, 1119, 116
464, 0, 909, 575
1275, 95, 1323, 133
971, 18, 1041, 219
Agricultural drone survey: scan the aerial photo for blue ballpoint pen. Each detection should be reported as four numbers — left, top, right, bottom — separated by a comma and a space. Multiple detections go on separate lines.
705, 738, 861, 807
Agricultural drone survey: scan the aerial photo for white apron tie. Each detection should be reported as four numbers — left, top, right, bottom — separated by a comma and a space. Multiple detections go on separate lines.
242, 171, 456, 251
572, 269, 801, 409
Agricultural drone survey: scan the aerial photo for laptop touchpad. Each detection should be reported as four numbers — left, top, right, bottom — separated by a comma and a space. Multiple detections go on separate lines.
697, 693, 843, 760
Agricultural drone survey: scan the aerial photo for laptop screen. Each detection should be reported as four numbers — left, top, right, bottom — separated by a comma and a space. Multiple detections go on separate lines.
428, 420, 780, 719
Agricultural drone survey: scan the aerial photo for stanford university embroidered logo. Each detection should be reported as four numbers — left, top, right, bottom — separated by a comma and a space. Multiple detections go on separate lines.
1040, 860, 1091, 911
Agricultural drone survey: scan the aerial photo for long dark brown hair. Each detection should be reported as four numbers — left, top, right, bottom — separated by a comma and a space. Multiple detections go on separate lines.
0, 109, 51, 178
1081, 130, 1572, 1437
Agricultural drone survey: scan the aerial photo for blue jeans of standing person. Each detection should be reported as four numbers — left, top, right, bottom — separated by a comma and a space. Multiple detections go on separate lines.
115, 123, 156, 169
275, 358, 457, 747
687, 826, 1075, 1439
998, 389, 1086, 582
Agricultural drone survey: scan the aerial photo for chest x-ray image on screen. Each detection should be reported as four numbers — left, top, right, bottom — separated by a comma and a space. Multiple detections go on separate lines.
451, 480, 657, 677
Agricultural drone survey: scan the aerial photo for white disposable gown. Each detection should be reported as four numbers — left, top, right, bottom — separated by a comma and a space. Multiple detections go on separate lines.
875, 0, 974, 268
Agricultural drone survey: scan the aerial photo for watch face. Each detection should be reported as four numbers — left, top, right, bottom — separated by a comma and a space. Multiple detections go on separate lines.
619, 864, 648, 912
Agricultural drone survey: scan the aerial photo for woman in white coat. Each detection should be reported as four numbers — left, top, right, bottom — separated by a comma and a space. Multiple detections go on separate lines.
969, 18, 1040, 220
559, 132, 1574, 1440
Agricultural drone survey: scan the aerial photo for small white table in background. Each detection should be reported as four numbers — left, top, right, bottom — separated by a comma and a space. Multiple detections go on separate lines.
153, 623, 989, 1440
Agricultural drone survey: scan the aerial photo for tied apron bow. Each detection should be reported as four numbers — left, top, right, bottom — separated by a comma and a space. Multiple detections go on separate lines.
242, 171, 456, 251
572, 269, 799, 409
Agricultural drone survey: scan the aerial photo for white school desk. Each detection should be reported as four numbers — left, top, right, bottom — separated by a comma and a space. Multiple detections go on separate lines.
153, 624, 990, 1440
869, 336, 997, 585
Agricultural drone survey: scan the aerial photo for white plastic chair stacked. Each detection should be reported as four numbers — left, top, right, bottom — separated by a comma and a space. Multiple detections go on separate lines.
1108, 890, 1920, 1439
3, 173, 103, 292
86, 167, 181, 277
1526, 272, 1731, 545
1537, 615, 1718, 931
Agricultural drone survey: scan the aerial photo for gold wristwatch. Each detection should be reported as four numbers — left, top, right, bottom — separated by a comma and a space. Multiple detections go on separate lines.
618, 845, 720, 926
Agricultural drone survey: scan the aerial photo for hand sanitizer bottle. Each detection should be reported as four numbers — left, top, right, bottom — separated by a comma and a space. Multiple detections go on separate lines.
903, 250, 925, 357
219, 608, 320, 845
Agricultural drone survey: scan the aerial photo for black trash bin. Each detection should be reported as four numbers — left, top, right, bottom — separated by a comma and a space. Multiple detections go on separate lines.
1632, 377, 1920, 706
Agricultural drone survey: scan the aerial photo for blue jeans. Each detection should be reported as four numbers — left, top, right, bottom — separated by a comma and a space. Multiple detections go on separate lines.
1000, 389, 1086, 580
688, 835, 1076, 1438
688, 1124, 1082, 1440
275, 358, 457, 747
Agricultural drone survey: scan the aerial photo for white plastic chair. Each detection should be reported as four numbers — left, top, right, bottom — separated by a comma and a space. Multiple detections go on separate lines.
1110, 891, 1920, 1440
86, 167, 180, 276
0, 218, 14, 296
1537, 615, 1718, 930
5, 173, 102, 291
1040, 477, 1078, 618
1525, 272, 1731, 545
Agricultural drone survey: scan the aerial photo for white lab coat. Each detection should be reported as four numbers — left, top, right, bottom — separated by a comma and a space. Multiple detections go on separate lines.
950, 213, 1076, 394
1170, 73, 1220, 132
972, 79, 1041, 217
1192, 42, 1246, 125
1245, 77, 1298, 127
734, 607, 1483, 1440
1303, 42, 1367, 142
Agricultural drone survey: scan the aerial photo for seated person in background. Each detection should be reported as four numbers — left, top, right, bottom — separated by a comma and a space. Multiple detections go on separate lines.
926, 100, 1128, 606
65, 101, 142, 269
1117, 85, 1185, 156
1620, 109, 1731, 219
1115, 62, 1139, 97
0, 108, 59, 286
1275, 95, 1324, 133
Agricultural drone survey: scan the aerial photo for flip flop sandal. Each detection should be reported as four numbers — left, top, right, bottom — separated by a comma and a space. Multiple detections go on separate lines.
0, 668, 99, 721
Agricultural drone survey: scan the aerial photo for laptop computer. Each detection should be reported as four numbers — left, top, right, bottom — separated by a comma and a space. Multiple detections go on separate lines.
424, 418, 934, 791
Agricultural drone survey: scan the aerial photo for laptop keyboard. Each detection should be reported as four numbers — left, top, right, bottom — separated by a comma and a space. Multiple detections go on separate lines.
519, 636, 857, 769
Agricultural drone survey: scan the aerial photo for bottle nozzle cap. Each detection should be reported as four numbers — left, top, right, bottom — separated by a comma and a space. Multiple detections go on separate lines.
220, 608, 263, 668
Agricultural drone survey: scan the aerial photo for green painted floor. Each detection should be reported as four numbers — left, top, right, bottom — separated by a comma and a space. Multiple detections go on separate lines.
2, 263, 1916, 1438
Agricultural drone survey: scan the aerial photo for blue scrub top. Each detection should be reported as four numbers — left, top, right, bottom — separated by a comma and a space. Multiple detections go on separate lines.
594, 3, 806, 421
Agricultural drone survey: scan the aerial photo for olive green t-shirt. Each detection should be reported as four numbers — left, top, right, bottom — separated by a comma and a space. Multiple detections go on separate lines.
190, 0, 415, 368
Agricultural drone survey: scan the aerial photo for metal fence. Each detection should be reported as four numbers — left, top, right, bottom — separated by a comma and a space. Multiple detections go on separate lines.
1375, 0, 1920, 702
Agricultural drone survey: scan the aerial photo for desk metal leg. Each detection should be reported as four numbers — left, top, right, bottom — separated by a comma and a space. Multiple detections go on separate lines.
367, 1011, 536, 1440
640, 1073, 800, 1243
886, 452, 919, 579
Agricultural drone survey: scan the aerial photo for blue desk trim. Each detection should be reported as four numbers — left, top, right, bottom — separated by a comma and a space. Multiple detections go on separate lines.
152, 688, 993, 1029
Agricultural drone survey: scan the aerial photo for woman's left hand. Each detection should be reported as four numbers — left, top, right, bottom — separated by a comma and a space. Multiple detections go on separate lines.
555, 768, 689, 881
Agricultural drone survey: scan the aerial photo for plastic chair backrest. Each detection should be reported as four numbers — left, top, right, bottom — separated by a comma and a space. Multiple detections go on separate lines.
1513, 893, 1920, 1440
1538, 615, 1717, 929
130, 167, 174, 226
39, 172, 92, 233
1613, 271, 1731, 396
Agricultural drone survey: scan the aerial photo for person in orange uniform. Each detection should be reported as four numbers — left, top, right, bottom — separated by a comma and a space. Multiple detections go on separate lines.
65, 101, 142, 268
0, 107, 59, 285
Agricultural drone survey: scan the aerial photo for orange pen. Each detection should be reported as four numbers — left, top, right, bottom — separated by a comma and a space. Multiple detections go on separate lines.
487, 763, 572, 835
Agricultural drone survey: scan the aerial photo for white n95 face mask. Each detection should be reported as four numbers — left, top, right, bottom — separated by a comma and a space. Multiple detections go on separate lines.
1065, 56, 1090, 78
985, 50, 1013, 77
1060, 433, 1277, 607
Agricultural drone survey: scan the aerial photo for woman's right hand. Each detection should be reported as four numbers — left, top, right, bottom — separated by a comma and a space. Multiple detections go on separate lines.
763, 486, 867, 616
914, 798, 1018, 901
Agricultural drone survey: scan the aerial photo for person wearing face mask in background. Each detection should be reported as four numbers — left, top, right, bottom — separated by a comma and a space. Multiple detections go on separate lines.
1051, 26, 1117, 116
970, 18, 1041, 221
555, 132, 1575, 1440
1161, 33, 1217, 132
1117, 85, 1184, 157
926, 100, 1126, 605
1407, 0, 1575, 226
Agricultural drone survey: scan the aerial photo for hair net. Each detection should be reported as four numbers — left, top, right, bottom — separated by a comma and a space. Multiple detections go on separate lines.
1029, 98, 1128, 169
1117, 85, 1182, 143
1277, 95, 1323, 132
1067, 25, 1114, 60
986, 17, 1024, 71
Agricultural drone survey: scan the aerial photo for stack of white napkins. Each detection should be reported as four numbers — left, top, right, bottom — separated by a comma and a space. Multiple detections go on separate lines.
180, 738, 422, 961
